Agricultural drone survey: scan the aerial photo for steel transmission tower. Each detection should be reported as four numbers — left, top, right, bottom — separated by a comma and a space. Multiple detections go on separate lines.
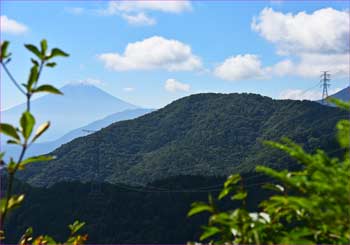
320, 71, 331, 104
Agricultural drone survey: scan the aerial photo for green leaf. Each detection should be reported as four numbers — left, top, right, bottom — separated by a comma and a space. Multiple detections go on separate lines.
27, 65, 39, 90
19, 155, 55, 170
224, 174, 241, 188
262, 183, 285, 193
31, 121, 50, 143
46, 62, 56, 67
7, 139, 21, 145
40, 39, 48, 55
69, 220, 86, 234
0, 197, 7, 213
188, 202, 214, 217
32, 84, 63, 95
0, 152, 5, 161
337, 120, 350, 149
33, 235, 57, 245
18, 227, 34, 245
0, 123, 20, 140
231, 190, 247, 200
25, 44, 42, 59
20, 111, 35, 140
7, 158, 16, 174
200, 226, 220, 241
49, 48, 69, 58
328, 97, 350, 111
5, 194, 25, 211
31, 58, 39, 66
1, 41, 10, 60
218, 186, 233, 200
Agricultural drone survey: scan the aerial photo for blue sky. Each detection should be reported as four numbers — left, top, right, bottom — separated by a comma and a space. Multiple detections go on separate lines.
1, 0, 349, 109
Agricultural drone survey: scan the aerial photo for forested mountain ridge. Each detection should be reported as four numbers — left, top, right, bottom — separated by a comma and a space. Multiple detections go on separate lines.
4, 174, 271, 244
18, 93, 347, 187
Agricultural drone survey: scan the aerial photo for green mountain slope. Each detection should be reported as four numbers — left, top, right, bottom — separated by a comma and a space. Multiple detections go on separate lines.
18, 93, 346, 187
4, 175, 272, 244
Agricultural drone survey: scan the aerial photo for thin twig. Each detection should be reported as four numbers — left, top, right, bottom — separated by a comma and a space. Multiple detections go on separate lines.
0, 62, 26, 95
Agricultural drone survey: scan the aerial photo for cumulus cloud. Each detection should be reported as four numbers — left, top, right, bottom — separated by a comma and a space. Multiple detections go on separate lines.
279, 87, 341, 101
0, 16, 28, 34
214, 52, 349, 81
98, 36, 202, 71
121, 12, 156, 26
252, 7, 349, 55
99, 1, 191, 25
103, 1, 191, 15
164, 78, 190, 92
248, 7, 350, 79
270, 53, 349, 78
214, 54, 267, 81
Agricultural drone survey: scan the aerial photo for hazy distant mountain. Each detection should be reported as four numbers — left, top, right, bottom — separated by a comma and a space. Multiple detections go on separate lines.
328, 86, 350, 101
19, 93, 346, 187
55, 108, 154, 145
2, 108, 153, 159
317, 86, 350, 104
1, 83, 137, 142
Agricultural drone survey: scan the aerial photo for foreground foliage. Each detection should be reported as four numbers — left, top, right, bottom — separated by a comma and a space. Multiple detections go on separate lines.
189, 98, 350, 244
0, 40, 87, 244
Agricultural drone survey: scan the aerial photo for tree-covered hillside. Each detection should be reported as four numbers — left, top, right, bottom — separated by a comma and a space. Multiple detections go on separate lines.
4, 174, 272, 244
19, 93, 347, 187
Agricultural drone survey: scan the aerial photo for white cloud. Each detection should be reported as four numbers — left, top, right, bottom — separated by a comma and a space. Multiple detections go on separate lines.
123, 87, 135, 92
103, 1, 191, 15
214, 52, 349, 81
0, 16, 28, 35
279, 87, 341, 101
269, 59, 294, 76
164, 78, 190, 92
121, 12, 156, 26
248, 8, 350, 79
271, 53, 349, 78
214, 54, 266, 81
65, 7, 84, 15
99, 1, 191, 26
252, 8, 349, 55
98, 36, 202, 71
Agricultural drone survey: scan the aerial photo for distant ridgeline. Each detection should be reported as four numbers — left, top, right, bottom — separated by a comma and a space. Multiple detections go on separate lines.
17, 93, 347, 187
317, 86, 350, 105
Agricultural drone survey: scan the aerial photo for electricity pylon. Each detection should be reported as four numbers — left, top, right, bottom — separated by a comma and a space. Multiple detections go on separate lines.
320, 71, 331, 104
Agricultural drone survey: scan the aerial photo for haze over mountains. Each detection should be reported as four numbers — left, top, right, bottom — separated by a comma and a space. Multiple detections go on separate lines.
2, 83, 138, 142
2, 108, 154, 159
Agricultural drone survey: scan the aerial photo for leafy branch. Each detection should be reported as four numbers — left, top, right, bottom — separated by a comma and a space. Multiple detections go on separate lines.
0, 40, 87, 244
